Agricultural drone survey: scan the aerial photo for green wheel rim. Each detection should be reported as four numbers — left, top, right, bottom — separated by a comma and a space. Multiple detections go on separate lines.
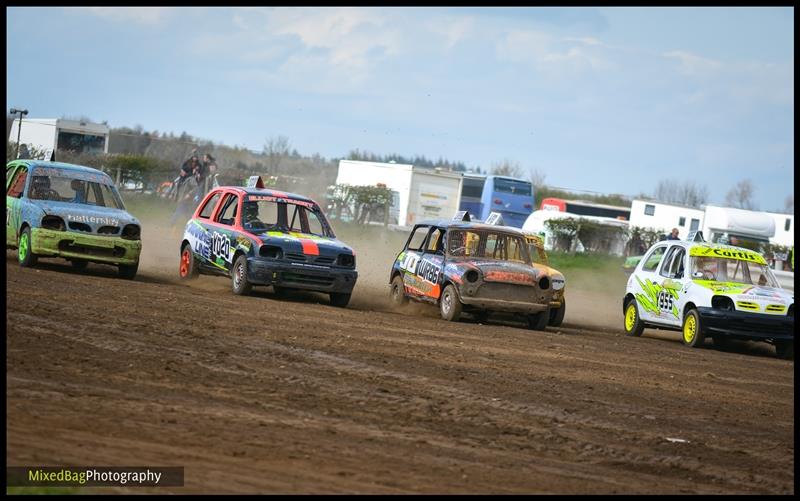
18, 232, 29, 263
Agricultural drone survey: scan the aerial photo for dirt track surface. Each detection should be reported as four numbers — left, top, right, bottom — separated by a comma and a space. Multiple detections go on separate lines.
6, 254, 795, 494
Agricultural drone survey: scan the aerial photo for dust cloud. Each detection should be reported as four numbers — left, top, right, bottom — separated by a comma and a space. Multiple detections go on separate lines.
136, 214, 624, 330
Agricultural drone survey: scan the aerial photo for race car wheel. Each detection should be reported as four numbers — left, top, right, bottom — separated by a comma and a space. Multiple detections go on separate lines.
623, 299, 645, 337
774, 340, 794, 360
549, 298, 566, 327
179, 244, 199, 279
682, 308, 705, 348
232, 255, 252, 295
118, 263, 138, 280
440, 284, 462, 322
527, 309, 549, 330
330, 292, 351, 308
390, 275, 408, 307
18, 227, 38, 268
71, 259, 89, 271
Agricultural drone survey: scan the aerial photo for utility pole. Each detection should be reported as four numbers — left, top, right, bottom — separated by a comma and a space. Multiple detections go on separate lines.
10, 108, 29, 159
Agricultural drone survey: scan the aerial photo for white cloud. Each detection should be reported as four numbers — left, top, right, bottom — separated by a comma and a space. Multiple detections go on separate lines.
496, 29, 612, 73
79, 7, 171, 26
428, 16, 475, 50
662, 50, 723, 77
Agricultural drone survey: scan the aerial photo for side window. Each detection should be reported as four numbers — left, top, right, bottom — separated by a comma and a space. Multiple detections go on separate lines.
642, 245, 666, 272
6, 165, 17, 189
289, 205, 305, 233
659, 246, 685, 278
406, 226, 429, 251
215, 194, 239, 226
426, 228, 444, 254
7, 167, 27, 198
198, 193, 221, 219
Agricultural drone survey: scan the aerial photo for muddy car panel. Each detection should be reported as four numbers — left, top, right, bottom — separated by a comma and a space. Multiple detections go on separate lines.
183, 187, 357, 294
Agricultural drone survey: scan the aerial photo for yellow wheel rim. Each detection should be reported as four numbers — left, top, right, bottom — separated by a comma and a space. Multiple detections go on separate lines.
683, 314, 696, 343
625, 304, 637, 331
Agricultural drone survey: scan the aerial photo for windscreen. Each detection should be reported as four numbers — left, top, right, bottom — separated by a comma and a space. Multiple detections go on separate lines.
244, 196, 333, 237
447, 229, 529, 264
691, 256, 780, 288
28, 175, 125, 210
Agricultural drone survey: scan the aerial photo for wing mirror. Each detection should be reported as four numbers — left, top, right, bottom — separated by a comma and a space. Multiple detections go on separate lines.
692, 271, 704, 279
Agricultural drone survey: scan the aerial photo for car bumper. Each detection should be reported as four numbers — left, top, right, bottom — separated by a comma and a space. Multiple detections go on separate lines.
459, 296, 549, 313
697, 307, 794, 340
247, 258, 357, 294
31, 228, 141, 266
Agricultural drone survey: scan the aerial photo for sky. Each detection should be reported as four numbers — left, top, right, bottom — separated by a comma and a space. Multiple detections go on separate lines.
6, 7, 795, 211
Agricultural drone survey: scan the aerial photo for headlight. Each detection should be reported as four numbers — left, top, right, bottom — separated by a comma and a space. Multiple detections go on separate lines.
260, 245, 283, 259
465, 270, 480, 283
41, 215, 65, 231
338, 253, 355, 268
538, 276, 550, 290
711, 296, 734, 311
121, 224, 141, 240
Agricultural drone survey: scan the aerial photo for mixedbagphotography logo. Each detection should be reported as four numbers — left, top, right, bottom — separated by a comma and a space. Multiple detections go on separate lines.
6, 466, 184, 487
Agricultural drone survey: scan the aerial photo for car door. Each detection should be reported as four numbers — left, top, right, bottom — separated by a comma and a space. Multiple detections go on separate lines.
417, 226, 446, 300
652, 244, 686, 327
633, 243, 669, 323
205, 192, 240, 273
186, 190, 223, 268
397, 224, 430, 300
6, 163, 28, 246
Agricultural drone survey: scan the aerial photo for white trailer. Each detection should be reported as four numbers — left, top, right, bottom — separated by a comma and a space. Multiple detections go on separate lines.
335, 160, 463, 227
629, 199, 705, 239
8, 118, 110, 160
764, 212, 794, 248
701, 205, 775, 245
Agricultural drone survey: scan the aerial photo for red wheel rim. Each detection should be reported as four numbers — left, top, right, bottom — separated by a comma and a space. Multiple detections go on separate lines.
180, 249, 190, 277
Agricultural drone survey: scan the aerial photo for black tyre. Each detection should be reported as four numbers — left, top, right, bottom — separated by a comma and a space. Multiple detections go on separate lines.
71, 259, 89, 271
527, 309, 549, 330
389, 275, 408, 307
17, 227, 38, 268
232, 254, 252, 295
330, 292, 351, 308
439, 284, 462, 322
623, 299, 645, 337
549, 298, 566, 327
682, 308, 705, 348
118, 262, 138, 280
179, 243, 199, 279
775, 340, 794, 360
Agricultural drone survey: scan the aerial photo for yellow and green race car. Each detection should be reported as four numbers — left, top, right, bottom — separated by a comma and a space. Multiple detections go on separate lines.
622, 237, 794, 358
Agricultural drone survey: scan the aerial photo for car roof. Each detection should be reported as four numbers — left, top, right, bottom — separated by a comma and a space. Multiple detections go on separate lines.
217, 186, 317, 204
415, 219, 526, 236
18, 160, 107, 175
653, 239, 766, 257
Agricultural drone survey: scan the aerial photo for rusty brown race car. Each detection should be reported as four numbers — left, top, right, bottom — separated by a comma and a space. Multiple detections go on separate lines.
388, 215, 566, 330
